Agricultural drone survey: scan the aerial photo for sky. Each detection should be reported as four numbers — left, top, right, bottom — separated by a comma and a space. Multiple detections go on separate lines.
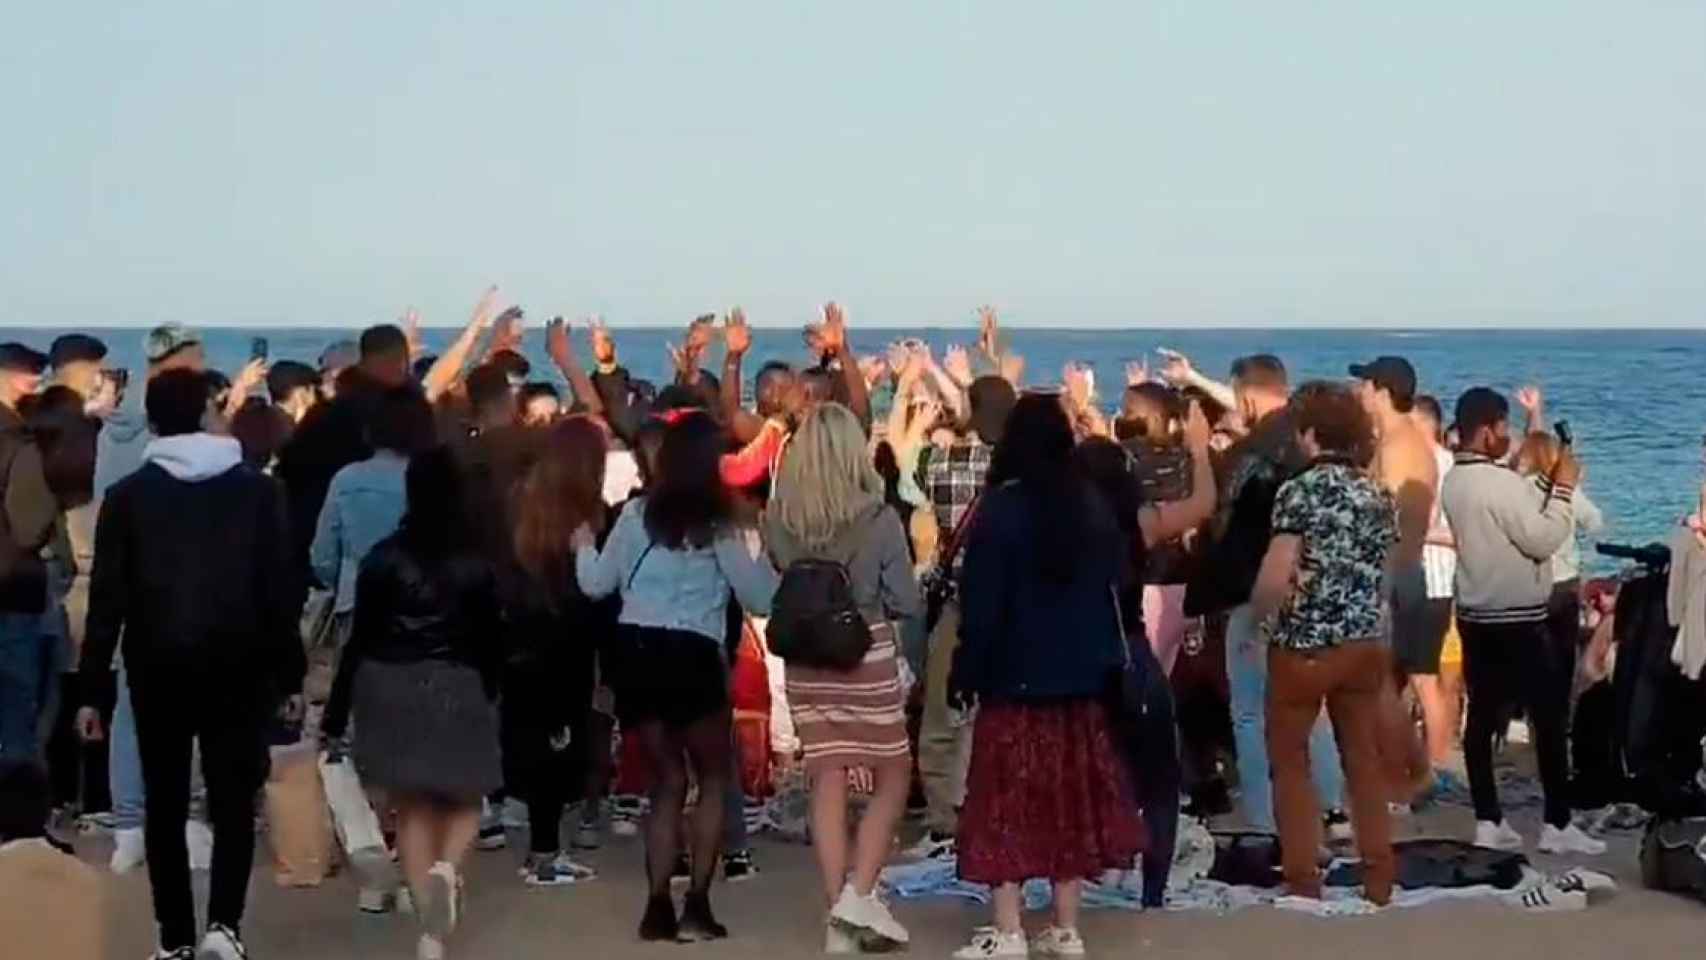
3, 1, 1703, 329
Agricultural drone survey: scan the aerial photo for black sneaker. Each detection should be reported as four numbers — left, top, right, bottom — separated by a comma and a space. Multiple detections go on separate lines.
639, 893, 680, 941
1323, 809, 1354, 844
679, 891, 729, 941
723, 849, 758, 883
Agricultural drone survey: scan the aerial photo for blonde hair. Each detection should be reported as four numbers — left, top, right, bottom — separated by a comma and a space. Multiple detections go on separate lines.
771, 402, 885, 549
1514, 431, 1562, 477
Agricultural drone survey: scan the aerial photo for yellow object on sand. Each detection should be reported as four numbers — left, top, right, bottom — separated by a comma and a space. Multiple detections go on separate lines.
1440, 616, 1462, 666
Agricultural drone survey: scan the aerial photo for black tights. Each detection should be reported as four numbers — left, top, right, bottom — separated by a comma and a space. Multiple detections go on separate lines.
637, 710, 733, 898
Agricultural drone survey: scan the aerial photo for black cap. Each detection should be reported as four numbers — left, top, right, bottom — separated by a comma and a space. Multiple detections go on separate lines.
48, 333, 108, 369
1349, 356, 1417, 408
1454, 387, 1510, 439
0, 343, 48, 376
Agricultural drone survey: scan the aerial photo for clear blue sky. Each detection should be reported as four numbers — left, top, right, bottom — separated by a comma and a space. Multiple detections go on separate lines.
4, 2, 1702, 329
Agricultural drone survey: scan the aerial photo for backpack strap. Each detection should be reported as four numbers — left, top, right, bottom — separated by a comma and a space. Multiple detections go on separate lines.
626, 542, 656, 590
935, 493, 982, 575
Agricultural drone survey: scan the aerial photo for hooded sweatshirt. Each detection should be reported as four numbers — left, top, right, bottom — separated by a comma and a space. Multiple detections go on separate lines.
79, 432, 303, 704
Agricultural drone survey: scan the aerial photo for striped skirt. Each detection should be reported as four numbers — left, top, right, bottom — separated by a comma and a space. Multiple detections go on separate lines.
784, 623, 909, 774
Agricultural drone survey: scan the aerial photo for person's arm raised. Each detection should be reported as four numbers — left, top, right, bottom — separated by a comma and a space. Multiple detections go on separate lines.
547, 317, 604, 416
1158, 348, 1237, 412
223, 359, 267, 420
423, 287, 502, 403
720, 307, 765, 443
1515, 386, 1546, 436
821, 302, 871, 430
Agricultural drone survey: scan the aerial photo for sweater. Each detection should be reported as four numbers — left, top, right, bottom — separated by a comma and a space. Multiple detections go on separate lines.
1439, 453, 1575, 625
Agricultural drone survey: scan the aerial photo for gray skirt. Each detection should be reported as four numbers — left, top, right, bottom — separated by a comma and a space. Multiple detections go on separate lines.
352, 659, 502, 801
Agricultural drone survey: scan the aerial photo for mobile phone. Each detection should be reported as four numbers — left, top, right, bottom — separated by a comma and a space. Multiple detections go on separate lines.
250, 337, 269, 362
1555, 420, 1574, 447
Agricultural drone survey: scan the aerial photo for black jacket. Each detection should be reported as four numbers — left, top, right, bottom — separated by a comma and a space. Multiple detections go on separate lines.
275, 371, 386, 599
1185, 410, 1304, 616
78, 460, 303, 705
0, 406, 59, 613
322, 533, 502, 739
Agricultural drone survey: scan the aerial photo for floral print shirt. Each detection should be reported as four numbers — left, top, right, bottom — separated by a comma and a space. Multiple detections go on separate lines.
1267, 458, 1398, 651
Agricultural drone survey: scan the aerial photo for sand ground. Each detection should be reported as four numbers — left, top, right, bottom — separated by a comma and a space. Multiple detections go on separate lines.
82, 797, 1704, 960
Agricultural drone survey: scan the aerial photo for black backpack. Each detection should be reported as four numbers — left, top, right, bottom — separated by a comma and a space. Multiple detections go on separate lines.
766, 520, 874, 672
1642, 817, 1706, 902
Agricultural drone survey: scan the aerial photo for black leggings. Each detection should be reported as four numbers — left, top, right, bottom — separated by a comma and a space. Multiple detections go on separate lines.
636, 711, 733, 898
1129, 636, 1181, 908
500, 647, 595, 856
129, 671, 269, 951
1461, 617, 1575, 828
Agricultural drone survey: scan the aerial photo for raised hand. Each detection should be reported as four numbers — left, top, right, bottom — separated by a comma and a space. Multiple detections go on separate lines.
976, 305, 1000, 360
999, 352, 1025, 388
490, 306, 525, 354
802, 323, 825, 356
546, 317, 574, 367
943, 344, 973, 387
686, 313, 718, 354
1063, 363, 1093, 411
402, 308, 424, 360
471, 285, 503, 330
1515, 385, 1544, 417
1156, 348, 1196, 386
886, 341, 911, 378
858, 355, 889, 389
588, 317, 616, 366
724, 307, 752, 357
820, 302, 849, 357
1125, 358, 1150, 387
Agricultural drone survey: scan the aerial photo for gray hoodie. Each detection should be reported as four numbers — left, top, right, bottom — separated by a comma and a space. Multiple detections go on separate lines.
93, 387, 151, 500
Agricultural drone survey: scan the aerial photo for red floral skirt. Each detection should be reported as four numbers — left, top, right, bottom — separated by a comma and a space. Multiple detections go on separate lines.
957, 699, 1144, 886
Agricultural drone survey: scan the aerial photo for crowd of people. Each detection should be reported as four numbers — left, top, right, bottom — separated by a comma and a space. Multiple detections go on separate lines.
0, 292, 1664, 960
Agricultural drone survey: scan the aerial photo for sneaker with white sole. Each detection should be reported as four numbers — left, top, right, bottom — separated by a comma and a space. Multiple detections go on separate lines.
1538, 823, 1607, 856
111, 827, 147, 874
1475, 820, 1525, 851
1323, 809, 1354, 844
903, 830, 957, 862
953, 928, 1028, 959
150, 949, 195, 959
425, 861, 459, 936
501, 797, 530, 830
829, 883, 909, 946
186, 820, 214, 872
416, 933, 446, 960
723, 849, 759, 883
824, 923, 858, 955
357, 887, 394, 915
1511, 882, 1587, 912
522, 852, 597, 887
1032, 925, 1087, 958
474, 799, 506, 850
196, 924, 247, 960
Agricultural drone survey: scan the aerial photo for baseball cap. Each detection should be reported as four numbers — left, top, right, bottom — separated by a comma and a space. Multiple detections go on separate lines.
143, 324, 202, 364
0, 343, 48, 375
1348, 356, 1417, 407
48, 333, 108, 369
1454, 387, 1510, 439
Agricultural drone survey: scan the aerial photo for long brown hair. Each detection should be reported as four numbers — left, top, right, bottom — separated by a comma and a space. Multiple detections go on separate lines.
512, 416, 609, 599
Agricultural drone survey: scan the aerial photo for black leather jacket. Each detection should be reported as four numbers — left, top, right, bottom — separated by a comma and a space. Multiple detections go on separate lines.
322, 532, 502, 738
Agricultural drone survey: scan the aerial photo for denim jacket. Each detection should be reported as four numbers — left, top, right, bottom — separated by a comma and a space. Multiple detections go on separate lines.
575, 497, 778, 645
310, 452, 408, 614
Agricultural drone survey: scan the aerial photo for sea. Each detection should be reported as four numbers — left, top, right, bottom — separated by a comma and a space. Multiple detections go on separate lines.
21, 326, 1706, 574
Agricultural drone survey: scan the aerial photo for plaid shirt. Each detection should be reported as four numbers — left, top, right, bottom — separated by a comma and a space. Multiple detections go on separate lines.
916, 438, 993, 577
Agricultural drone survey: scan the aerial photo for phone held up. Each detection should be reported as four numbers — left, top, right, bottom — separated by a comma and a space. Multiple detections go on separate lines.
1554, 420, 1574, 448
251, 337, 270, 363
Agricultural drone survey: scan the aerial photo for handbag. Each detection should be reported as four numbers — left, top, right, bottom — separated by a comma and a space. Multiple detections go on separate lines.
923, 496, 982, 633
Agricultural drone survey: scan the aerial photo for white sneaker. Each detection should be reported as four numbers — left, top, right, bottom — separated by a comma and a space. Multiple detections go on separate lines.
501, 797, 530, 829
196, 924, 247, 960
416, 934, 445, 960
425, 861, 459, 936
111, 827, 147, 874
824, 924, 858, 955
953, 928, 1028, 959
1474, 820, 1525, 851
829, 883, 909, 945
186, 820, 214, 872
1510, 882, 1587, 912
1539, 824, 1608, 856
1032, 926, 1087, 957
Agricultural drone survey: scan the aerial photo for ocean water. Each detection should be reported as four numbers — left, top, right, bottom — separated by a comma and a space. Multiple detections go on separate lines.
25, 326, 1706, 572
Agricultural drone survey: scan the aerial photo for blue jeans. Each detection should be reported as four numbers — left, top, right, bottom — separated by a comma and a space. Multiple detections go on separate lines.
110, 668, 147, 829
1226, 605, 1344, 831
0, 612, 52, 761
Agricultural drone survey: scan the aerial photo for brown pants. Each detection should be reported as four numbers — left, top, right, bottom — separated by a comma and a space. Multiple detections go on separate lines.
1267, 642, 1394, 905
